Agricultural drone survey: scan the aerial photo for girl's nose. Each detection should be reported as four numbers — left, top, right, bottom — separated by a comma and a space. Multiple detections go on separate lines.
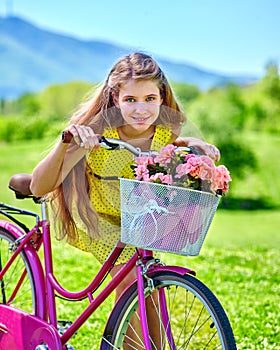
134, 101, 148, 113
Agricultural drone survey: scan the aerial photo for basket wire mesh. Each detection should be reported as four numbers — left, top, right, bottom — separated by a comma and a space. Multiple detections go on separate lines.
120, 178, 220, 256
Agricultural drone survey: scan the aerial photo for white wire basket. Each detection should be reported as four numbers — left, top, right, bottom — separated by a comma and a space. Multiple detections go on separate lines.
120, 178, 221, 256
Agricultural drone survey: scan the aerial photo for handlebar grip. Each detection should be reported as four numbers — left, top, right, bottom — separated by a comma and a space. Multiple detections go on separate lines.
61, 130, 73, 143
61, 131, 118, 150
61, 131, 120, 152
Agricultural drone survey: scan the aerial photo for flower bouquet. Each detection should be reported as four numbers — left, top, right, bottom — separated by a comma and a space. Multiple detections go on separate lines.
132, 144, 231, 195
120, 145, 231, 256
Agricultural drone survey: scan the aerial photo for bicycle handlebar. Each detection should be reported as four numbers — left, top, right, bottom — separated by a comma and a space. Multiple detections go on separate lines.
7, 131, 196, 201
61, 130, 191, 157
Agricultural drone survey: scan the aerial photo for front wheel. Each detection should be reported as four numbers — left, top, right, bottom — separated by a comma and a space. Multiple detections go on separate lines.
101, 271, 236, 349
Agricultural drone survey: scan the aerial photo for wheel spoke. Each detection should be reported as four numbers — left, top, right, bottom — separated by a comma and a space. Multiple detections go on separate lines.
101, 271, 236, 349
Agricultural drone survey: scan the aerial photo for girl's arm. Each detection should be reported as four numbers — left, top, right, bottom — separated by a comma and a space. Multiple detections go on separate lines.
173, 136, 220, 161
30, 125, 100, 196
30, 142, 85, 197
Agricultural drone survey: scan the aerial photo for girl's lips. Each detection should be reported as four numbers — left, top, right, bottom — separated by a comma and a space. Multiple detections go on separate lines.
132, 116, 150, 123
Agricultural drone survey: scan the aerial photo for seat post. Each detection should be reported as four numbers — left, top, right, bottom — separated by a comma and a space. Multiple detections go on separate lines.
40, 199, 49, 221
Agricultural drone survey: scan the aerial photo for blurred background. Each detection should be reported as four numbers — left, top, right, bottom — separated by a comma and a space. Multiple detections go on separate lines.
1, 0, 279, 208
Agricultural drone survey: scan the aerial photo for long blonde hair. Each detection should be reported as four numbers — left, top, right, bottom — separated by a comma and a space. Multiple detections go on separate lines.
51, 52, 186, 243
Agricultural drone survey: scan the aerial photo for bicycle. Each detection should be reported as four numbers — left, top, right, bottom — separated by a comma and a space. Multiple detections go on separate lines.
0, 136, 237, 349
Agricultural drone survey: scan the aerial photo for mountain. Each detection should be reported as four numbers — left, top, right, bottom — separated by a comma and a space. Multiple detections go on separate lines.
0, 16, 257, 99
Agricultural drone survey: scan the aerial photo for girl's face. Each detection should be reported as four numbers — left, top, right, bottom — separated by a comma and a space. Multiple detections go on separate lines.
113, 79, 163, 135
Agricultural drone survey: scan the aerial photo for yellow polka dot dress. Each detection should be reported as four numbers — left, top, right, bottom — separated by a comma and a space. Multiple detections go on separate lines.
71, 126, 172, 264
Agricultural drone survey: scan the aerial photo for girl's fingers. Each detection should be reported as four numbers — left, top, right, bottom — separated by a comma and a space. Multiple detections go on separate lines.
208, 144, 220, 161
66, 125, 100, 150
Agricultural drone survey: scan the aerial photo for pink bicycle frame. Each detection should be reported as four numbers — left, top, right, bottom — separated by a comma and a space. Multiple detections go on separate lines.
0, 205, 195, 349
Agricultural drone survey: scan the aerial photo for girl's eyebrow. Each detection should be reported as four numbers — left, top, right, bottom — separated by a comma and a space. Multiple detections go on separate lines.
122, 93, 158, 98
122, 94, 134, 98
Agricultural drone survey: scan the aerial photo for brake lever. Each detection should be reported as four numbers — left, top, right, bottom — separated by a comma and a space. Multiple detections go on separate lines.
99, 136, 120, 150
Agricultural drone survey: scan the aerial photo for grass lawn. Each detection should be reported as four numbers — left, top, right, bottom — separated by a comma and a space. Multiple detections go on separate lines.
46, 209, 280, 349
0, 138, 279, 349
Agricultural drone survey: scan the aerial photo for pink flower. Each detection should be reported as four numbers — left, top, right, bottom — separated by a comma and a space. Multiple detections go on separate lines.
134, 156, 156, 181
175, 163, 190, 178
134, 165, 150, 181
175, 154, 200, 178
211, 165, 232, 193
149, 173, 173, 185
134, 156, 155, 167
197, 156, 216, 181
154, 144, 177, 166
183, 153, 197, 161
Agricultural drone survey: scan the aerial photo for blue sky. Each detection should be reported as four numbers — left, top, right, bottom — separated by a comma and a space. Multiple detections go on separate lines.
1, 0, 279, 77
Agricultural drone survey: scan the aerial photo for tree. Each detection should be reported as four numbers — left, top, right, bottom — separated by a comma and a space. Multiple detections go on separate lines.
172, 83, 200, 106
259, 61, 280, 133
263, 61, 280, 100
184, 87, 257, 193
224, 83, 247, 131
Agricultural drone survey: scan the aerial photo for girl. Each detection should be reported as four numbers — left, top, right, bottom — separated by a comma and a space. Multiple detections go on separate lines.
31, 52, 220, 346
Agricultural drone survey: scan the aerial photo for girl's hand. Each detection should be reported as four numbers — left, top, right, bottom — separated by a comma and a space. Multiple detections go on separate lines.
64, 125, 100, 150
174, 137, 220, 162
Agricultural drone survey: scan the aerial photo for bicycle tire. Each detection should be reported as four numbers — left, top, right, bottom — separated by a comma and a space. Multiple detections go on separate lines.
0, 227, 38, 315
101, 270, 236, 349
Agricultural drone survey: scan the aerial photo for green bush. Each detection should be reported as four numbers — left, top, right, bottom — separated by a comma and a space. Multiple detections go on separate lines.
0, 115, 61, 142
0, 116, 21, 142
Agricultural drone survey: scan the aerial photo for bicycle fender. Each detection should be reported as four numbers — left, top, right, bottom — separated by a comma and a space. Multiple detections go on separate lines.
0, 219, 26, 238
115, 265, 195, 305
148, 265, 196, 276
0, 304, 62, 349
0, 220, 47, 319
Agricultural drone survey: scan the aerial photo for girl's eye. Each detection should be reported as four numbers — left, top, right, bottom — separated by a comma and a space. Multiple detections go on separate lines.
146, 96, 156, 102
126, 97, 135, 103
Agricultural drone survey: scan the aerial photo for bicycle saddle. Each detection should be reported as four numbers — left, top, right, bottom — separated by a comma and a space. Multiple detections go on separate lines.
9, 174, 33, 198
